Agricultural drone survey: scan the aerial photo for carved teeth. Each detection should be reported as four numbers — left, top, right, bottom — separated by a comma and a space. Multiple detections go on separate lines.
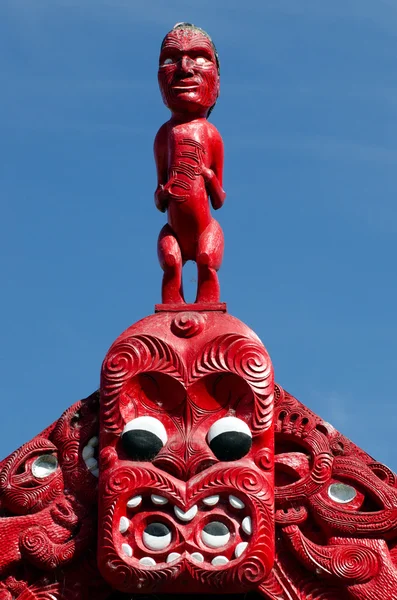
85, 457, 98, 471
127, 495, 142, 508
119, 517, 129, 533
242, 516, 252, 535
82, 445, 95, 460
191, 552, 204, 562
87, 436, 98, 447
174, 505, 198, 522
229, 495, 245, 509
139, 557, 156, 566
166, 552, 181, 563
211, 555, 229, 566
151, 494, 168, 506
91, 468, 99, 478
121, 543, 132, 557
203, 495, 219, 506
235, 541, 248, 558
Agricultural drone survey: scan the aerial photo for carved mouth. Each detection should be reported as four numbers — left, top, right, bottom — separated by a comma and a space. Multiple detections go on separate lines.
115, 491, 252, 568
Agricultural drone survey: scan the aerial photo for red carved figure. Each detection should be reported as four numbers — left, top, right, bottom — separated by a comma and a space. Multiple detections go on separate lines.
155, 23, 226, 304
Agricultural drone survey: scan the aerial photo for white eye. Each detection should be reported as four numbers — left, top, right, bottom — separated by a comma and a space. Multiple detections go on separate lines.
207, 416, 252, 461
201, 521, 230, 548
195, 56, 207, 65
162, 57, 174, 65
121, 416, 167, 461
143, 522, 172, 550
328, 483, 357, 504
31, 455, 58, 478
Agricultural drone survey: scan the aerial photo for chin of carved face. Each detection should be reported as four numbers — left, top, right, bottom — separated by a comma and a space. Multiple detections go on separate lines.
158, 29, 219, 114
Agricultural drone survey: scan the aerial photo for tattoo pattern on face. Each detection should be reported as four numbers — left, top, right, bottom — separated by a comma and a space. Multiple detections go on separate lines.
158, 28, 220, 115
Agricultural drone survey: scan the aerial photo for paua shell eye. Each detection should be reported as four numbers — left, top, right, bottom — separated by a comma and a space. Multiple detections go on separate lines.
207, 416, 252, 461
31, 455, 58, 478
162, 57, 174, 65
121, 416, 167, 461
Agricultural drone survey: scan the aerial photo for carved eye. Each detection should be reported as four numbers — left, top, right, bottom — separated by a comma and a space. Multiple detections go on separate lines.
121, 416, 167, 461
162, 57, 174, 65
201, 521, 230, 548
143, 522, 172, 550
31, 455, 58, 478
207, 416, 252, 461
195, 56, 207, 65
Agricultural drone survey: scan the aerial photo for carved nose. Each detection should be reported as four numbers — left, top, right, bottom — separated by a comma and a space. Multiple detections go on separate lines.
179, 56, 195, 74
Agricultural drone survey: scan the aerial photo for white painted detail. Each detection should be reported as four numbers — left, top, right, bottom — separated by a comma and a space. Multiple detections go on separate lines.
211, 555, 229, 566
151, 494, 168, 505
229, 495, 245, 509
91, 468, 99, 478
82, 445, 95, 460
242, 516, 252, 535
203, 495, 219, 506
139, 557, 156, 567
87, 436, 99, 447
174, 505, 198, 522
119, 517, 129, 533
127, 495, 142, 508
121, 543, 133, 557
201, 529, 230, 549
143, 530, 172, 551
85, 457, 98, 471
166, 552, 181, 563
191, 552, 204, 562
235, 541, 248, 558
207, 416, 252, 444
122, 416, 167, 445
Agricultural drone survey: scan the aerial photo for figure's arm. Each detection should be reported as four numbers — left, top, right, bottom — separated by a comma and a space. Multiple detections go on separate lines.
203, 128, 226, 210
154, 124, 169, 213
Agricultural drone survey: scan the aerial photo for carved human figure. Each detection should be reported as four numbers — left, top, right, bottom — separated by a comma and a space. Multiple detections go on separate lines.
155, 23, 226, 304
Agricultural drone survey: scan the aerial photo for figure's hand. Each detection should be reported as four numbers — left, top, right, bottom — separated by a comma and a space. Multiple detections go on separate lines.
155, 184, 169, 212
200, 166, 214, 184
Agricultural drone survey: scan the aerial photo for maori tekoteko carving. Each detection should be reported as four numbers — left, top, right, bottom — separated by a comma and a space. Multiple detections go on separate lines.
155, 23, 226, 305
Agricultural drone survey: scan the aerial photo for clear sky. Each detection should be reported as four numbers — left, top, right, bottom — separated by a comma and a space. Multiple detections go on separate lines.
1, 0, 397, 469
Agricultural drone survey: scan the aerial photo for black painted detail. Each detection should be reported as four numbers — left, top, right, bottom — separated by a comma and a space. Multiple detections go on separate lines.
145, 523, 170, 537
121, 430, 163, 461
209, 431, 252, 461
203, 521, 229, 536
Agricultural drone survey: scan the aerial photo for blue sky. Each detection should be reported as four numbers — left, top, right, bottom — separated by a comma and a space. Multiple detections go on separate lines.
1, 0, 397, 468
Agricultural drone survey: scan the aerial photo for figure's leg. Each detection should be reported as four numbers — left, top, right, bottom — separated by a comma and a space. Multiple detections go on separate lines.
158, 224, 185, 304
196, 218, 224, 303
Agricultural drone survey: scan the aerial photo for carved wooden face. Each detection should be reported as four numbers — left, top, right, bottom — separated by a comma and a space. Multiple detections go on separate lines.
98, 312, 275, 594
158, 28, 219, 115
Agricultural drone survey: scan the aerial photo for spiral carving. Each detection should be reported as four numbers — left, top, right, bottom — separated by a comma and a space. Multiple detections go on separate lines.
237, 552, 268, 585
171, 312, 205, 338
255, 448, 273, 471
311, 453, 333, 485
330, 545, 379, 582
20, 527, 58, 569
191, 333, 274, 434
101, 335, 183, 432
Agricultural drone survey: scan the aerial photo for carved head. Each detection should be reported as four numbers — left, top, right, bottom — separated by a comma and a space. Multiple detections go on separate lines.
158, 23, 220, 117
98, 311, 274, 594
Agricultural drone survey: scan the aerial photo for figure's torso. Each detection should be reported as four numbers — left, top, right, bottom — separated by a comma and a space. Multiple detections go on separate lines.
166, 119, 213, 251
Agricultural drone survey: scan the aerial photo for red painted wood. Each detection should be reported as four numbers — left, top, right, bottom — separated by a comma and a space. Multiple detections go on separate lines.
155, 24, 226, 305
